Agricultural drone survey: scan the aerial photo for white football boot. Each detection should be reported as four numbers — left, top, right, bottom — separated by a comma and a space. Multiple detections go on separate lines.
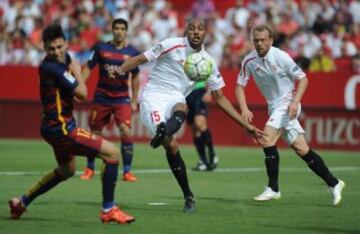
330, 180, 345, 206
195, 160, 207, 171
254, 187, 281, 201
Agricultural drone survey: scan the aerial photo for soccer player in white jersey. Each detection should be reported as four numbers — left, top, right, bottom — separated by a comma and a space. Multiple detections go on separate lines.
235, 25, 345, 205
116, 18, 265, 212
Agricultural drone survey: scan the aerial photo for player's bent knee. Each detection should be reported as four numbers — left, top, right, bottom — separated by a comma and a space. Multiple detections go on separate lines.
261, 139, 275, 148
293, 146, 309, 157
108, 146, 120, 160
99, 140, 120, 161
119, 124, 131, 136
196, 123, 207, 132
261, 134, 279, 147
164, 138, 178, 154
57, 168, 75, 179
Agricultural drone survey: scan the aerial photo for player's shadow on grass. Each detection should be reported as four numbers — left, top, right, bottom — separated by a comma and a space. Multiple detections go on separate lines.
258, 223, 359, 234
32, 200, 100, 208
0, 215, 49, 222
244, 199, 332, 208
197, 196, 240, 204
161, 195, 240, 204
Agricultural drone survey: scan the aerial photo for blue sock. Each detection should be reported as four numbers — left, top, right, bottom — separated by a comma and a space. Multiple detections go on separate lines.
101, 161, 118, 209
121, 142, 133, 173
87, 157, 95, 170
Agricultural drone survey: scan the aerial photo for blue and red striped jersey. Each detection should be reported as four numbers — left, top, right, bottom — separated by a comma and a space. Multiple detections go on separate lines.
88, 42, 140, 105
39, 53, 78, 137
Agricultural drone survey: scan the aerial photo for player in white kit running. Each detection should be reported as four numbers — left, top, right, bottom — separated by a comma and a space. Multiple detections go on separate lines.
116, 18, 265, 212
235, 25, 345, 206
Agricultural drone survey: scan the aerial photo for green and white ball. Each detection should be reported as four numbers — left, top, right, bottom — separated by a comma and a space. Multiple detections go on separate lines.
184, 52, 213, 82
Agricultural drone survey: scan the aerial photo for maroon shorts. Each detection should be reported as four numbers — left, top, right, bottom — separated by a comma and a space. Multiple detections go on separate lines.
42, 128, 103, 165
89, 103, 132, 132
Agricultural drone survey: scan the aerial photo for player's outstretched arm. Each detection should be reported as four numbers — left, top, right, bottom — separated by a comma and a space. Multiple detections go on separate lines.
118, 54, 148, 75
235, 85, 253, 123
131, 74, 140, 111
81, 66, 92, 83
211, 88, 266, 141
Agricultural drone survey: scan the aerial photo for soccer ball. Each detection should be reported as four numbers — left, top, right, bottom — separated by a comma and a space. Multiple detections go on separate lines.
184, 52, 213, 82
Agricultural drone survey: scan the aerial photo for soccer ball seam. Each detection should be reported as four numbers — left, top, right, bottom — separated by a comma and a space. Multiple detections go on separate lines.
184, 53, 212, 82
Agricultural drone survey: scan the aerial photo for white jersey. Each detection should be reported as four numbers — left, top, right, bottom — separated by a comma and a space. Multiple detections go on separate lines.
142, 37, 225, 100
237, 46, 306, 109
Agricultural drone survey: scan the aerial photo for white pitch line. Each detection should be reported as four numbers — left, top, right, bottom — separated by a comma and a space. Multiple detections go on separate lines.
0, 166, 359, 176
147, 202, 168, 206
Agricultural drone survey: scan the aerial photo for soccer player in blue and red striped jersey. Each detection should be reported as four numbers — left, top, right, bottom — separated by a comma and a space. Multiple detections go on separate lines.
8, 24, 135, 224
80, 18, 140, 182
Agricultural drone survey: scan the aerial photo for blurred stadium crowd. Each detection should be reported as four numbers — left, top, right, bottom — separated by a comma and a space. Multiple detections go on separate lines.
1, 0, 360, 73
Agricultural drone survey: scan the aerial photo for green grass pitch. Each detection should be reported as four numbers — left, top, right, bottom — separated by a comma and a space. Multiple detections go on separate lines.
0, 139, 359, 234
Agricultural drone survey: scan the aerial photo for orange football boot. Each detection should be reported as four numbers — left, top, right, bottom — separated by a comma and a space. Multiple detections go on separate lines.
80, 168, 94, 180
100, 206, 135, 224
9, 198, 26, 219
122, 172, 138, 182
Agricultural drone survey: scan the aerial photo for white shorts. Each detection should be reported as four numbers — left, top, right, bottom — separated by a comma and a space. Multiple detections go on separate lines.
265, 103, 305, 145
139, 90, 186, 137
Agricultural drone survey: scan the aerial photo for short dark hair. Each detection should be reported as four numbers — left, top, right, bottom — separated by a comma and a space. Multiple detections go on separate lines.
112, 18, 128, 30
186, 18, 207, 29
42, 24, 65, 44
251, 24, 274, 38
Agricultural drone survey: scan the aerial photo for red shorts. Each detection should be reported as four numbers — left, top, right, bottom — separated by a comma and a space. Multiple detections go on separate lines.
89, 103, 132, 132
42, 128, 103, 165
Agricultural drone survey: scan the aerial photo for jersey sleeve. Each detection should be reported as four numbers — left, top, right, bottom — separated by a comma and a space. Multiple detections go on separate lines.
281, 51, 306, 80
236, 57, 252, 87
143, 38, 173, 62
87, 44, 100, 69
207, 59, 225, 91
44, 62, 79, 92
